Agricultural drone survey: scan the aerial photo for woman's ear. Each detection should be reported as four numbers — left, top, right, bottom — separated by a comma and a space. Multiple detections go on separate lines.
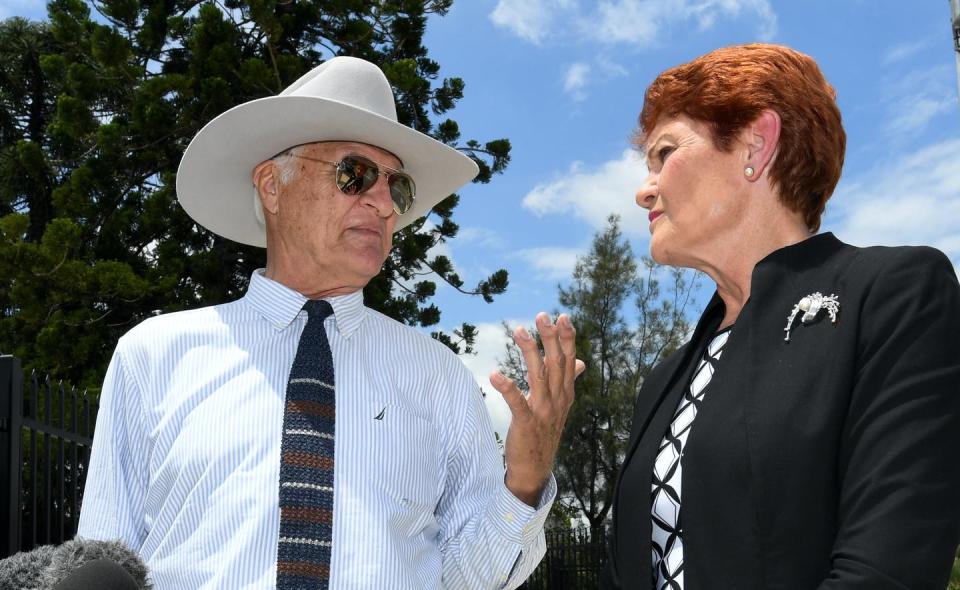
253, 160, 280, 215
743, 109, 781, 182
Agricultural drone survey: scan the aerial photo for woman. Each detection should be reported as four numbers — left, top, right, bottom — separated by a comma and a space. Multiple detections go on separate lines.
610, 44, 960, 589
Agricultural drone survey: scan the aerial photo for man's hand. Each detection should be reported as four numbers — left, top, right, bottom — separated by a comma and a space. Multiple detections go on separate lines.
489, 312, 585, 507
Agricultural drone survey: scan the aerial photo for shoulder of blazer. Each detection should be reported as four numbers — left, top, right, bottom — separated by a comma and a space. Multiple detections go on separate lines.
849, 243, 955, 281
775, 239, 958, 313
749, 233, 954, 288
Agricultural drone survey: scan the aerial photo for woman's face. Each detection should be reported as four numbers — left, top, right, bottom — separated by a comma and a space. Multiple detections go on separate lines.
636, 114, 748, 269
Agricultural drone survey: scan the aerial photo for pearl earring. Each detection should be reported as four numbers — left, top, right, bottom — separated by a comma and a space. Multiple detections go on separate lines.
744, 166, 755, 178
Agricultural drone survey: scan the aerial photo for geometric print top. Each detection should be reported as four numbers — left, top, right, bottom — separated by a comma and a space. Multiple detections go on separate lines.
650, 328, 731, 590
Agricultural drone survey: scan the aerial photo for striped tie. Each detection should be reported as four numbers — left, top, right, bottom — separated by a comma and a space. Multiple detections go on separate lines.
277, 299, 336, 589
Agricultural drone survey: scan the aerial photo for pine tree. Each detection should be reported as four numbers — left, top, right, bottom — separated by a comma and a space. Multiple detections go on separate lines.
499, 214, 697, 530
0, 1, 510, 391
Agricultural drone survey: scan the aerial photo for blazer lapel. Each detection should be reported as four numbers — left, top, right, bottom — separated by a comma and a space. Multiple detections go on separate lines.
610, 293, 724, 586
621, 293, 725, 468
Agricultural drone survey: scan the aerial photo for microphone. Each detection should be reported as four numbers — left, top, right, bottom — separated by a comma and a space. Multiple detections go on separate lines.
0, 538, 150, 590
50, 559, 140, 590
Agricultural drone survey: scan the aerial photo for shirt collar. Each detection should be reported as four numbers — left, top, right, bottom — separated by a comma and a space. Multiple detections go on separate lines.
243, 269, 367, 338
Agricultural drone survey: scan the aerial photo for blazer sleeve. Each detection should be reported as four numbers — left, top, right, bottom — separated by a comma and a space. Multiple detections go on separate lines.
818, 247, 960, 590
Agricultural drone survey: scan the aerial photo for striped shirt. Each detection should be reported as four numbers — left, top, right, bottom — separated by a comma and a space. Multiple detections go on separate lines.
77, 270, 553, 589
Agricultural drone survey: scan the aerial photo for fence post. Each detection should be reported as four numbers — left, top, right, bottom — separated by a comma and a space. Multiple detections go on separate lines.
0, 355, 24, 558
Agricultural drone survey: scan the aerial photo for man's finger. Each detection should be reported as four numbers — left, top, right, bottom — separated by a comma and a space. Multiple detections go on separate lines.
489, 371, 532, 421
536, 313, 565, 400
537, 312, 562, 365
514, 324, 545, 392
558, 314, 577, 385
574, 359, 586, 378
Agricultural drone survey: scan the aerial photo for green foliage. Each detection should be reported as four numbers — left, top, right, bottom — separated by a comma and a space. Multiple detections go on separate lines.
0, 1, 511, 391
499, 215, 698, 529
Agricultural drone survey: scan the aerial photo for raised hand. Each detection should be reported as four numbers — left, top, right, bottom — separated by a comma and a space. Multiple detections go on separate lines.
489, 312, 585, 506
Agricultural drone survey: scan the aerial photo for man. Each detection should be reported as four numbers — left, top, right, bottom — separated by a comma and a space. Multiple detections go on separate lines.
77, 56, 582, 588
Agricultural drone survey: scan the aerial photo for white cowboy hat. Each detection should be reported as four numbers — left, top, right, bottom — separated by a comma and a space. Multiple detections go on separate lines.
176, 56, 479, 247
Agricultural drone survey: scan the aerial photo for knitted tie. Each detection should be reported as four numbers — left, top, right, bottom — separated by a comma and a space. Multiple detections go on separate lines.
277, 300, 336, 589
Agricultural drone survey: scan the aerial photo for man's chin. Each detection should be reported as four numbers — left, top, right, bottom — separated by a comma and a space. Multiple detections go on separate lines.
340, 249, 389, 281
343, 229, 390, 251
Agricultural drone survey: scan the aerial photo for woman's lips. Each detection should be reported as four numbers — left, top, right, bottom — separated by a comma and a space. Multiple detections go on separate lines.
648, 211, 663, 224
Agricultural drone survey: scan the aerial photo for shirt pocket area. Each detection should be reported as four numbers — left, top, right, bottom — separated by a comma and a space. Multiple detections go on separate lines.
360, 404, 441, 537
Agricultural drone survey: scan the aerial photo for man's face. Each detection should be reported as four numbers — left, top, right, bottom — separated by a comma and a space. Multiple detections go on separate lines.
266, 141, 399, 292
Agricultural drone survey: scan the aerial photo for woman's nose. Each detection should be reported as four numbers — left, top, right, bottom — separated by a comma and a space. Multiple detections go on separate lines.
635, 176, 657, 210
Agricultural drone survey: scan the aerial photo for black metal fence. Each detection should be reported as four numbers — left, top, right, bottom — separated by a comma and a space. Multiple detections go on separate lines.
0, 355, 98, 558
520, 525, 609, 589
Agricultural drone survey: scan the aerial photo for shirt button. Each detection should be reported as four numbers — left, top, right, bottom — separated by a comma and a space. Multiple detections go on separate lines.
504, 512, 514, 523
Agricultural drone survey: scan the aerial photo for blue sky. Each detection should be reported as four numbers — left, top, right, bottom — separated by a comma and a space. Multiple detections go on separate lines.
417, 1, 960, 434
3, 0, 959, 436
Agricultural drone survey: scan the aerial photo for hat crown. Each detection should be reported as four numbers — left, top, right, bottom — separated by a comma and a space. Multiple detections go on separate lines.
281, 56, 398, 123
176, 56, 478, 247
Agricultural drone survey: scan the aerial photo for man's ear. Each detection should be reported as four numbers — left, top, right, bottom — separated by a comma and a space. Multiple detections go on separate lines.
253, 160, 280, 215
742, 109, 781, 182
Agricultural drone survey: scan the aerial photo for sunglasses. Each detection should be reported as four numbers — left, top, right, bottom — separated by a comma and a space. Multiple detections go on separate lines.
293, 153, 416, 215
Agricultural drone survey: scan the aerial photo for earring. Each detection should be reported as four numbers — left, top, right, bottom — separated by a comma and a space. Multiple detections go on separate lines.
744, 166, 755, 178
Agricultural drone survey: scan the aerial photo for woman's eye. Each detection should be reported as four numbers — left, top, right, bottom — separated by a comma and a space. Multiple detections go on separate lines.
658, 146, 674, 162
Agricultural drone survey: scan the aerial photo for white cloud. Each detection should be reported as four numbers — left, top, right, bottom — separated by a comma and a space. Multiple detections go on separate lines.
589, 0, 666, 45
516, 246, 584, 279
563, 62, 591, 102
456, 226, 504, 250
457, 320, 531, 441
739, 0, 778, 39
522, 149, 650, 236
829, 138, 960, 267
678, 0, 778, 42
883, 39, 930, 65
884, 96, 954, 138
491, 0, 777, 47
489, 0, 574, 45
881, 66, 956, 140
596, 55, 630, 78
562, 57, 630, 102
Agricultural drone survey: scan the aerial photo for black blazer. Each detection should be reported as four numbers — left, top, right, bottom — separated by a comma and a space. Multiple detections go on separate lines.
610, 233, 960, 589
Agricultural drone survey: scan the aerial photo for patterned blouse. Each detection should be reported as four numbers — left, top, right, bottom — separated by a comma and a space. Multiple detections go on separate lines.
650, 328, 732, 589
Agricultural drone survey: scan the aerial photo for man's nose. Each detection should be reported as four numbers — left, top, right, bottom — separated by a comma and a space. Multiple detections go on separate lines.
360, 176, 396, 218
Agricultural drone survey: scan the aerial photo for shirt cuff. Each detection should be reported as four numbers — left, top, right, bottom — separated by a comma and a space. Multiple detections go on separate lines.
489, 473, 557, 548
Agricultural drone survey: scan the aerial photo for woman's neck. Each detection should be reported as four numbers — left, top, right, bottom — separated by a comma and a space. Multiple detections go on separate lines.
701, 219, 812, 329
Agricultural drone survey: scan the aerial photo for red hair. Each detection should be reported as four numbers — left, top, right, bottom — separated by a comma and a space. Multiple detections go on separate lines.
638, 44, 845, 231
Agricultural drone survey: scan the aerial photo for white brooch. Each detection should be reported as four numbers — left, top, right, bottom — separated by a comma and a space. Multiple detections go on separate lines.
784, 292, 840, 342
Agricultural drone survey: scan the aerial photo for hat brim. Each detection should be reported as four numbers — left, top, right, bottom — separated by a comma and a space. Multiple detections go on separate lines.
176, 96, 479, 247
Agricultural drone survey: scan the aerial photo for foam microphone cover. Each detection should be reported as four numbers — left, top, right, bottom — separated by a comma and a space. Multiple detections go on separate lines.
50, 559, 140, 590
0, 538, 150, 590
43, 538, 150, 590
